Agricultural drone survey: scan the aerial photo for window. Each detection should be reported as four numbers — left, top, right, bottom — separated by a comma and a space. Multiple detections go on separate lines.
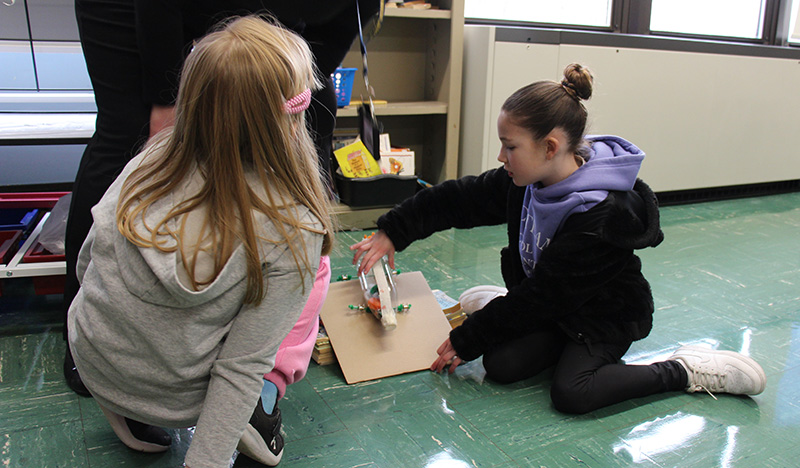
465, 0, 613, 28
789, 0, 800, 44
650, 0, 767, 39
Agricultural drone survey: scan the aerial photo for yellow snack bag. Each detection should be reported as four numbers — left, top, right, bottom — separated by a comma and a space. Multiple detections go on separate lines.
334, 139, 382, 178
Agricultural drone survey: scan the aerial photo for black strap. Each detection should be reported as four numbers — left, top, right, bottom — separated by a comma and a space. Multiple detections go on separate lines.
356, 0, 376, 114
355, 0, 383, 160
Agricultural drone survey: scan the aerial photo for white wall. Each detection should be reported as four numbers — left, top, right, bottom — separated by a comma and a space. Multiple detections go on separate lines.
460, 26, 800, 192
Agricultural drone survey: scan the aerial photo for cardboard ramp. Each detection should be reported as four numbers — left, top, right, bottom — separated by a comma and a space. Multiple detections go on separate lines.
319, 271, 453, 384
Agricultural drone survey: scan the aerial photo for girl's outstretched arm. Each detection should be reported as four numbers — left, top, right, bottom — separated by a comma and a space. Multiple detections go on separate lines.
350, 230, 396, 275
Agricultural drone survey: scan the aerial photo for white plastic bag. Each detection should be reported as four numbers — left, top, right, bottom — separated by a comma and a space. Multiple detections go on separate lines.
37, 192, 71, 255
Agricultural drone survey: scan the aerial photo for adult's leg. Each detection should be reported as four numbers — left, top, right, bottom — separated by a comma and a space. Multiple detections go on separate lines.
550, 340, 687, 414
65, 0, 151, 394
482, 325, 567, 384
66, 0, 151, 318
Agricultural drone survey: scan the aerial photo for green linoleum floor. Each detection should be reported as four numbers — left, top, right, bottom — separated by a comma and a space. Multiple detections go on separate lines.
1, 192, 799, 467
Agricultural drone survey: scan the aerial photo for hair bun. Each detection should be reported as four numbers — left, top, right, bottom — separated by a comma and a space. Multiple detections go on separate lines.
562, 63, 593, 101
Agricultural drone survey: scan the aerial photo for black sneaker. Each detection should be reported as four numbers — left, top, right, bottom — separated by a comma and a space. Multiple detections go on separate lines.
63, 346, 92, 398
236, 399, 284, 466
126, 418, 173, 448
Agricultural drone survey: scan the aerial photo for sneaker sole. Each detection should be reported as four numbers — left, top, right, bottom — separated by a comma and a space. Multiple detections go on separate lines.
679, 345, 767, 395
237, 423, 283, 466
99, 406, 170, 453
459, 285, 508, 315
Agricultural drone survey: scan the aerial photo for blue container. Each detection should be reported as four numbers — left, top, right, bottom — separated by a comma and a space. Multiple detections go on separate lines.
332, 68, 357, 107
0, 208, 39, 231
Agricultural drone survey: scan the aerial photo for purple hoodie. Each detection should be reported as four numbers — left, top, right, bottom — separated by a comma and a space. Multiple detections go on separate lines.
519, 135, 644, 276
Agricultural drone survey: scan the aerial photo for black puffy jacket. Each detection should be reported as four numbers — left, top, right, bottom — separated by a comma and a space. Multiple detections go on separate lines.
377, 167, 664, 361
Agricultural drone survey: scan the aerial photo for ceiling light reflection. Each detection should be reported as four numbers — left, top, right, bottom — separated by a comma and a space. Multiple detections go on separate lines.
720, 425, 739, 468
739, 328, 752, 355
424, 452, 472, 468
613, 413, 706, 463
440, 398, 455, 415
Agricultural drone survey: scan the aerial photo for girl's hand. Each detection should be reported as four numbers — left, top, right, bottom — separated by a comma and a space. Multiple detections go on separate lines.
350, 230, 396, 275
430, 338, 462, 374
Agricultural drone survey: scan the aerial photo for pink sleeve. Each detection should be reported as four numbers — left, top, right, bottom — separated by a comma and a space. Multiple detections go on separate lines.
264, 255, 330, 399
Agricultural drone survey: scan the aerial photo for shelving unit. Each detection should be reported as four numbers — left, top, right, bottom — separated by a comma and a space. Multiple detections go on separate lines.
0, 193, 69, 296
333, 0, 464, 229
1, 212, 65, 279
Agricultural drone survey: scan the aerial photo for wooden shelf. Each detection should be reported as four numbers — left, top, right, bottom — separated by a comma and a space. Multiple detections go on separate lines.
336, 101, 448, 117
384, 7, 452, 19
338, 0, 464, 187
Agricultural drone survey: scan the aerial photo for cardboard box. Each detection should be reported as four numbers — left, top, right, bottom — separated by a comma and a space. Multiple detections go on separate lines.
319, 271, 453, 384
379, 148, 415, 176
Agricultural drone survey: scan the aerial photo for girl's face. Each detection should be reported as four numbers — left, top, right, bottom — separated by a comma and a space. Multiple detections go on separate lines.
497, 110, 549, 187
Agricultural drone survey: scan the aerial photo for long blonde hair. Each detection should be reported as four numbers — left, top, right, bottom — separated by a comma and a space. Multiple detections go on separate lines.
116, 16, 334, 305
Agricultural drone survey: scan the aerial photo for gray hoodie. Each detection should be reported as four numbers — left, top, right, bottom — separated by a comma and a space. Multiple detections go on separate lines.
68, 152, 323, 468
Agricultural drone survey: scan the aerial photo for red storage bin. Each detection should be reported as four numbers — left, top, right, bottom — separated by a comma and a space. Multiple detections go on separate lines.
23, 242, 65, 263
1, 230, 21, 264
0, 192, 70, 209
23, 243, 66, 295
0, 192, 70, 296
31, 275, 66, 295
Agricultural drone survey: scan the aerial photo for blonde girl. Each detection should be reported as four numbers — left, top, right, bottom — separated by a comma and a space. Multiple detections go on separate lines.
68, 16, 332, 468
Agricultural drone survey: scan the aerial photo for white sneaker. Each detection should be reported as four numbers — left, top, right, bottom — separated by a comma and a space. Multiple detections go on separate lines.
669, 345, 766, 397
459, 285, 507, 315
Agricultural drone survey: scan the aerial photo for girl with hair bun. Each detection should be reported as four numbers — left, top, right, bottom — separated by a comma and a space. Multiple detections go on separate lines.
68, 16, 333, 467
352, 63, 766, 414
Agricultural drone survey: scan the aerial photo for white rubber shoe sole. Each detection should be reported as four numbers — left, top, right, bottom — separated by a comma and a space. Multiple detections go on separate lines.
459, 285, 508, 315
237, 423, 283, 466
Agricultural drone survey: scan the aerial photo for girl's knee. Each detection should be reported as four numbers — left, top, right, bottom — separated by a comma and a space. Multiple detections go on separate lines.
483, 353, 525, 384
550, 383, 594, 415
484, 366, 520, 384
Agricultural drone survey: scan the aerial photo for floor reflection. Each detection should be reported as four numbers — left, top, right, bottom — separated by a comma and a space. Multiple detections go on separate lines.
423, 451, 471, 468
613, 412, 706, 463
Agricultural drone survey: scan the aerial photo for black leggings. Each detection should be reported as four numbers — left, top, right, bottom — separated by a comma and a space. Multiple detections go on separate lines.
482, 327, 687, 414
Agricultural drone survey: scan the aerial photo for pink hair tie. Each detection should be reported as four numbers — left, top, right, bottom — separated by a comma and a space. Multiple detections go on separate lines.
283, 88, 312, 114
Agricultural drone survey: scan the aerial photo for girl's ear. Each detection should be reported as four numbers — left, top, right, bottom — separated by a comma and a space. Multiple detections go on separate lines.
544, 135, 560, 160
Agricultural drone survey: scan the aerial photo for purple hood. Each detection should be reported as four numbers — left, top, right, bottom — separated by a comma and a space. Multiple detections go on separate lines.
519, 135, 644, 276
